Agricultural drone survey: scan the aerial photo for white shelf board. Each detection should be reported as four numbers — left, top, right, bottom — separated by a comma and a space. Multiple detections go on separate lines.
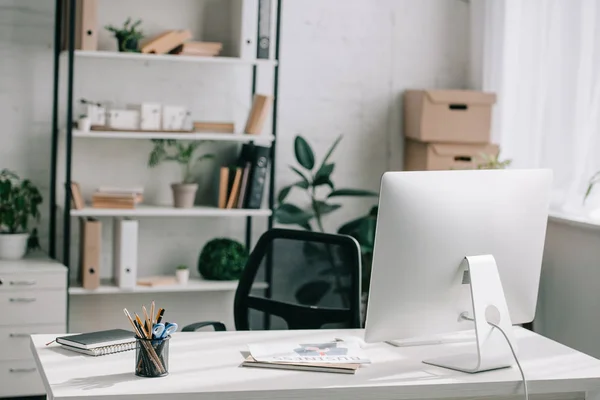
71, 50, 277, 66
72, 130, 274, 143
69, 278, 268, 295
70, 205, 272, 218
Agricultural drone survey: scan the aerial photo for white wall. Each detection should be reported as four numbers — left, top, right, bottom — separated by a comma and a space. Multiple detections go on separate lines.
1, 0, 469, 280
536, 218, 600, 358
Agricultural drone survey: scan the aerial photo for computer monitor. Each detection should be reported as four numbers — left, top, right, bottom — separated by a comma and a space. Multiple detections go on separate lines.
364, 169, 552, 373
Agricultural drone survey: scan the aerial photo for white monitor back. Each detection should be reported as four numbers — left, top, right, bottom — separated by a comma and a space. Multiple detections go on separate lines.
364, 169, 552, 343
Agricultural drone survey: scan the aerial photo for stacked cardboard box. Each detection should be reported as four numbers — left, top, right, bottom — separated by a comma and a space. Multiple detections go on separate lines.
403, 90, 499, 171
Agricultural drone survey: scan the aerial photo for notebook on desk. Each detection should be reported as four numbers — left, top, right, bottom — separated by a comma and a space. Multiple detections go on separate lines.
56, 329, 136, 356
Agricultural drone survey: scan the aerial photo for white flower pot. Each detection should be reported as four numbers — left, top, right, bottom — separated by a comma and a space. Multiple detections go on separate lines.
0, 233, 29, 260
176, 269, 189, 285
171, 183, 198, 209
78, 116, 91, 132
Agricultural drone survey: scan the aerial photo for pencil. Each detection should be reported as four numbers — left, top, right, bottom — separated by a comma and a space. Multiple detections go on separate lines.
156, 308, 165, 324
150, 301, 155, 325
135, 314, 150, 338
142, 306, 151, 335
124, 308, 165, 374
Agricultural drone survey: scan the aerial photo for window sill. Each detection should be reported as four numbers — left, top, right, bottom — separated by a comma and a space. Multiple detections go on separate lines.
548, 209, 600, 231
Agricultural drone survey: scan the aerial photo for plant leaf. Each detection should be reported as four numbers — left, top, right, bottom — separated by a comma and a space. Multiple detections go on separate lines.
274, 203, 314, 225
320, 135, 342, 170
277, 186, 293, 204
328, 188, 378, 198
289, 166, 310, 186
314, 163, 334, 184
277, 180, 310, 204
295, 280, 331, 305
294, 136, 315, 170
315, 201, 341, 216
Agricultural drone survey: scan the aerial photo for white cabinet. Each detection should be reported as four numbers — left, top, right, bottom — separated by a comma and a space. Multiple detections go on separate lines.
0, 257, 67, 398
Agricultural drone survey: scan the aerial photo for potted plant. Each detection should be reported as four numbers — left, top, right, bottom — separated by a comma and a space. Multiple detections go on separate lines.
175, 265, 189, 285
274, 135, 378, 310
148, 139, 215, 208
0, 169, 43, 260
78, 114, 91, 132
105, 18, 144, 52
198, 238, 248, 280
476, 151, 512, 170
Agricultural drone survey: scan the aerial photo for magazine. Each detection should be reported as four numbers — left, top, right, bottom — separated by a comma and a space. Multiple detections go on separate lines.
248, 340, 371, 364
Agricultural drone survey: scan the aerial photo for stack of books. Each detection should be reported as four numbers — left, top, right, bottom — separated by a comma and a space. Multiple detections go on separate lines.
242, 339, 371, 374
92, 187, 143, 209
218, 144, 270, 210
171, 41, 222, 57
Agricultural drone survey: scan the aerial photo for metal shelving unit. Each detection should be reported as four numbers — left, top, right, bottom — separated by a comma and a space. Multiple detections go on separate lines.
49, 0, 282, 329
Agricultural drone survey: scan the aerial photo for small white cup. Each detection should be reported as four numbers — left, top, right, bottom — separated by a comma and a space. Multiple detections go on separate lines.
176, 268, 189, 285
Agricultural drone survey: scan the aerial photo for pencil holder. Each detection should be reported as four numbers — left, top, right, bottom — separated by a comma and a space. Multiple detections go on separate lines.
135, 336, 170, 377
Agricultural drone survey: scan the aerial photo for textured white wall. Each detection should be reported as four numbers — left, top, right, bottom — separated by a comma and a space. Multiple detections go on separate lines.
1, 0, 469, 279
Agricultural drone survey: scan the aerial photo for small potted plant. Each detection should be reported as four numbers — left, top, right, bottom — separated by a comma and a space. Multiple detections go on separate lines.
78, 114, 91, 132
175, 265, 189, 285
148, 139, 215, 208
0, 169, 43, 260
105, 18, 144, 52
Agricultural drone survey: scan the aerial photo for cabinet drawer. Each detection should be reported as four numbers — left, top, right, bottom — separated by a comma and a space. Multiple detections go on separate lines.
0, 290, 66, 325
0, 324, 65, 361
0, 271, 65, 291
0, 359, 45, 397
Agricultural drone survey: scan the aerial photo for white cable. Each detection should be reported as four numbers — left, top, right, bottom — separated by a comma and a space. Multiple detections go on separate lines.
487, 321, 529, 400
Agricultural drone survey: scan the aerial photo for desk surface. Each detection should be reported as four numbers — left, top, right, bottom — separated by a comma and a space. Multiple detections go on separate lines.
31, 328, 600, 400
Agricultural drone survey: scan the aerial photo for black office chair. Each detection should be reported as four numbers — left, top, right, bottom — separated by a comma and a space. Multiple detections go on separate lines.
183, 228, 362, 331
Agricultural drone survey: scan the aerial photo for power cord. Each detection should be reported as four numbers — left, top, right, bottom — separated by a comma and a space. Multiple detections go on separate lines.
487, 321, 529, 400
459, 313, 528, 400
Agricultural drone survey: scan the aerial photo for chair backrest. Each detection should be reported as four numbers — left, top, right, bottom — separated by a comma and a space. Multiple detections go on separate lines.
234, 228, 362, 330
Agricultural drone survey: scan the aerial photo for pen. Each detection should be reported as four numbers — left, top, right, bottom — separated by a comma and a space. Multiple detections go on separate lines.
156, 308, 165, 324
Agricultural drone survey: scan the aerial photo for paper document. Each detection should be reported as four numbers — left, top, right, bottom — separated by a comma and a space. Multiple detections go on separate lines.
248, 340, 370, 364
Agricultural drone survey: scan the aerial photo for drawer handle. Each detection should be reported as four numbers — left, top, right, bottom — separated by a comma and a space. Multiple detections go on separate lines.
9, 280, 36, 286
9, 297, 36, 303
9, 367, 36, 373
9, 333, 32, 338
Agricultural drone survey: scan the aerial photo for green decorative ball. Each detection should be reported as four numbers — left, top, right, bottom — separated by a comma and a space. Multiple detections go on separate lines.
198, 238, 249, 280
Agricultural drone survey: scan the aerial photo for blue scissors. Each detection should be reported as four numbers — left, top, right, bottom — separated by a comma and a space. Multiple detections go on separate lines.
152, 322, 178, 339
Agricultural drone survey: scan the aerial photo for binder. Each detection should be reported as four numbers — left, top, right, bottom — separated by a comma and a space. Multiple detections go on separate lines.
79, 217, 101, 290
62, 0, 98, 51
244, 144, 271, 209
257, 0, 272, 59
113, 218, 138, 289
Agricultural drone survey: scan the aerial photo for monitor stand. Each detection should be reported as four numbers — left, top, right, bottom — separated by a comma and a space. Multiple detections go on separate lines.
422, 255, 517, 373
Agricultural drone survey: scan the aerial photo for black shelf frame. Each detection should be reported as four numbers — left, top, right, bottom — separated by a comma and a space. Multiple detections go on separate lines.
49, 0, 282, 331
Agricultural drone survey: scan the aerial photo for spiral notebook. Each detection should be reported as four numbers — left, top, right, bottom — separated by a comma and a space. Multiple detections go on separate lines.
56, 329, 136, 357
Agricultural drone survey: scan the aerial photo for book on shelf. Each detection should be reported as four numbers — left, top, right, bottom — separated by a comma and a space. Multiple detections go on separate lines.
193, 121, 235, 133
137, 276, 178, 287
244, 94, 273, 135
217, 144, 270, 210
141, 29, 192, 54
171, 41, 223, 57
70, 181, 85, 210
91, 190, 143, 209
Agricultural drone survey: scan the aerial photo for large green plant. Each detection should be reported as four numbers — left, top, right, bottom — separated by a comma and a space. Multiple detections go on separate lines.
275, 135, 377, 231
274, 135, 378, 302
148, 139, 215, 183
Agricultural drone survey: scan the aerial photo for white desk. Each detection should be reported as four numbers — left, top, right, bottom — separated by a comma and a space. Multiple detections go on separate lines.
31, 327, 600, 400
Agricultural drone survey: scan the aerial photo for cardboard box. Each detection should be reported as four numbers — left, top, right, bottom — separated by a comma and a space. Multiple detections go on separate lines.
404, 90, 496, 143
404, 139, 499, 171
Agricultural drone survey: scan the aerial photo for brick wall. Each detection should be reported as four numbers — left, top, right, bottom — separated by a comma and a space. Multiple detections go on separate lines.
0, 0, 468, 278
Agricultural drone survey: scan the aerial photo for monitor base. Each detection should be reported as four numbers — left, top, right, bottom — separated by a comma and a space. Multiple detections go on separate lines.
423, 255, 517, 374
